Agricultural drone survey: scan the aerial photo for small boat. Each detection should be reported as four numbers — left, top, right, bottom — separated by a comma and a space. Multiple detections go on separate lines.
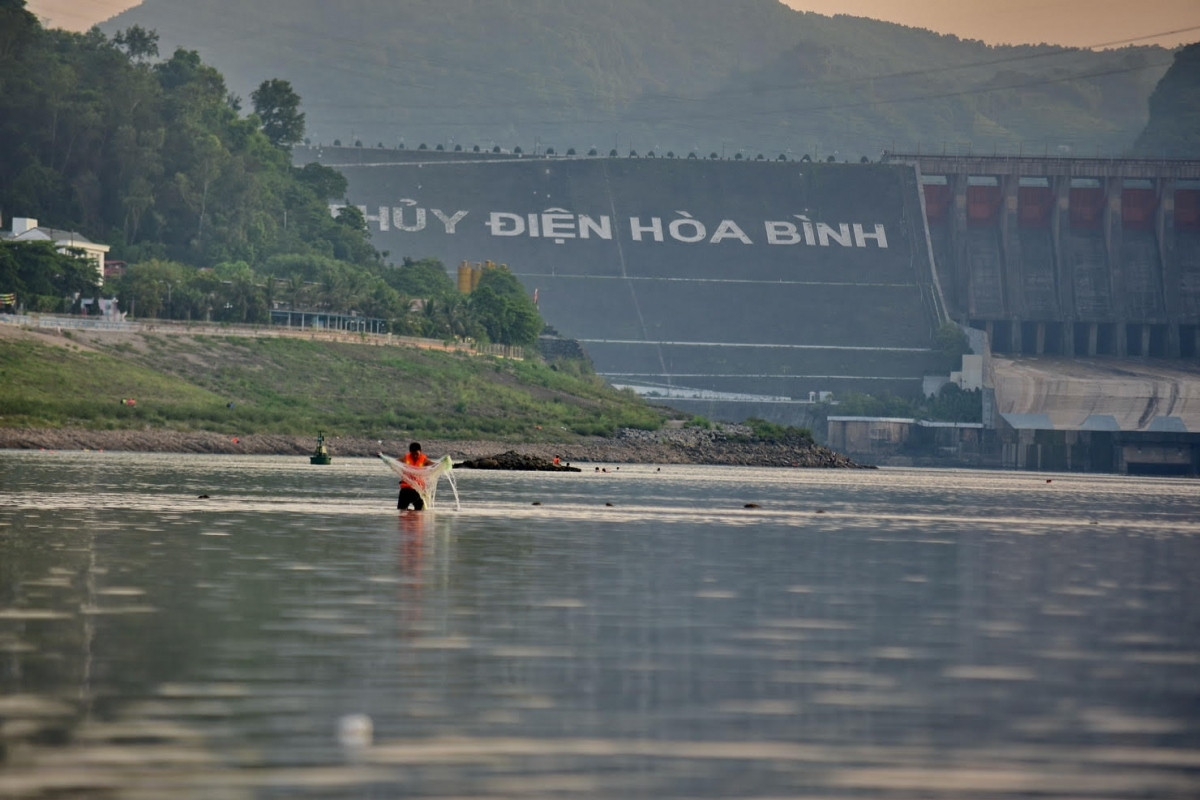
310, 431, 331, 465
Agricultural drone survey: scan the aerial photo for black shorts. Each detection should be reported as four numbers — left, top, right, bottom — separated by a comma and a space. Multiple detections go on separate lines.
398, 486, 424, 510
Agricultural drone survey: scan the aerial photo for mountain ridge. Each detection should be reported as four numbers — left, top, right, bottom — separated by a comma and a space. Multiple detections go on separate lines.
99, 0, 1173, 159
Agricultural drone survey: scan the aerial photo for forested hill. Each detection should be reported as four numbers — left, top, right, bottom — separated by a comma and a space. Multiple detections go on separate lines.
1132, 43, 1200, 158
100, 0, 1173, 160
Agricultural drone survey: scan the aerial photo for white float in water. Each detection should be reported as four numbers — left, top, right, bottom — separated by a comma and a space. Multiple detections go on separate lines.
337, 713, 374, 747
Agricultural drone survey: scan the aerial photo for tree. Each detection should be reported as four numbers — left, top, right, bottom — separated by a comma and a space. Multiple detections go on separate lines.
215, 260, 265, 322
1132, 43, 1200, 158
0, 19, 389, 304
286, 272, 310, 312
0, 0, 38, 62
294, 162, 346, 200
326, 204, 379, 265
934, 321, 971, 372
0, 240, 98, 304
421, 293, 477, 340
468, 286, 542, 346
469, 267, 542, 346
108, 258, 188, 319
251, 78, 305, 149
923, 384, 982, 423
386, 257, 455, 299
112, 25, 159, 63
353, 274, 401, 322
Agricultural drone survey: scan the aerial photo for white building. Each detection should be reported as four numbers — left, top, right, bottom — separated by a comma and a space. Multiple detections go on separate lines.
1, 216, 110, 285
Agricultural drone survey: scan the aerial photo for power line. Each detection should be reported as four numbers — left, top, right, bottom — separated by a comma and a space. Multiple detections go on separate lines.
298, 23, 1186, 125
164, 13, 1184, 152
630, 59, 1174, 125
132, 8, 1195, 119
305, 54, 1169, 138
758, 26, 1197, 93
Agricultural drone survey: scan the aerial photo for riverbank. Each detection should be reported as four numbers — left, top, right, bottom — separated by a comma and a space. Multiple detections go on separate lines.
0, 426, 872, 468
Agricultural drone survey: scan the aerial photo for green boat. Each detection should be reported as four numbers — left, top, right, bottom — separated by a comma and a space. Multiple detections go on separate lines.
310, 431, 331, 465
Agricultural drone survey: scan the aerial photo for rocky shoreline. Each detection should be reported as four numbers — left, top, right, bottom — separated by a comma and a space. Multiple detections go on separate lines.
0, 426, 872, 469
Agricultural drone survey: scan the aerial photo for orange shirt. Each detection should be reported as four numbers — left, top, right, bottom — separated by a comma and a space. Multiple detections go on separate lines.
401, 451, 428, 489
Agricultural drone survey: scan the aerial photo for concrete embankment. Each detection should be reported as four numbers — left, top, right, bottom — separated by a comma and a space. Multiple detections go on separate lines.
0, 426, 871, 468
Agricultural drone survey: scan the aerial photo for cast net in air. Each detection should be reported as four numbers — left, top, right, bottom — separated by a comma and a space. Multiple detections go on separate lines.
378, 453, 460, 511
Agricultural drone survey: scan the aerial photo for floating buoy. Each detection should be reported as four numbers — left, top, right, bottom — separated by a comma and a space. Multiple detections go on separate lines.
337, 713, 373, 747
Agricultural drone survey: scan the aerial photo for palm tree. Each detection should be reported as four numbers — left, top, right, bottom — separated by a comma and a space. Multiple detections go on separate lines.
285, 274, 307, 325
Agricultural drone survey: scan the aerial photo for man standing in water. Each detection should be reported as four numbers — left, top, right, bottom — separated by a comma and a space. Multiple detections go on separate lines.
398, 441, 429, 511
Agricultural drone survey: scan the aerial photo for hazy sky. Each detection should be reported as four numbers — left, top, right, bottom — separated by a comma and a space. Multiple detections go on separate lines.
780, 1, 1200, 49
24, 0, 1200, 49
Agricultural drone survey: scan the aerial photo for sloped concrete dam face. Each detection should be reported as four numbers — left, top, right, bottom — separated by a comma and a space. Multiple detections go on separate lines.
328, 156, 944, 418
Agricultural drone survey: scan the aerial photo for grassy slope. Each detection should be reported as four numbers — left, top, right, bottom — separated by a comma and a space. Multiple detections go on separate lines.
0, 328, 667, 440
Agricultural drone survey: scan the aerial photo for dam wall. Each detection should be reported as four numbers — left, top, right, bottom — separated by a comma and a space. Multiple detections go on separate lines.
300, 148, 946, 422
889, 154, 1200, 359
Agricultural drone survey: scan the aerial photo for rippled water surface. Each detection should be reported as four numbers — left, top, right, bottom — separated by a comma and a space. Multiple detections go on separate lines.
1, 450, 1198, 798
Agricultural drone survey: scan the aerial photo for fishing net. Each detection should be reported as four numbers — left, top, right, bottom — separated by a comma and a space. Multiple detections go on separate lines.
378, 453, 460, 511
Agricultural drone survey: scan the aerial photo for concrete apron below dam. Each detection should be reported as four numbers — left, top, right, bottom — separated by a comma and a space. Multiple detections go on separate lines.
990, 356, 1200, 475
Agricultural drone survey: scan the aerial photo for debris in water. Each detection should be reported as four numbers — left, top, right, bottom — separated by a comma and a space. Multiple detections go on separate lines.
337, 713, 373, 747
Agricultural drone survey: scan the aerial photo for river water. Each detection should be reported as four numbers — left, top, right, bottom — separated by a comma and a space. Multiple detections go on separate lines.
1, 450, 1198, 798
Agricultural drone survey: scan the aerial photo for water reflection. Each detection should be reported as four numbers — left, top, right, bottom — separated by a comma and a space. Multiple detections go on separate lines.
0, 450, 1198, 797
396, 510, 434, 637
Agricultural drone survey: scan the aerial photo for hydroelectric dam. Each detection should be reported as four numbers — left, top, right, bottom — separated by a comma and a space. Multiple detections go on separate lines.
297, 146, 1200, 473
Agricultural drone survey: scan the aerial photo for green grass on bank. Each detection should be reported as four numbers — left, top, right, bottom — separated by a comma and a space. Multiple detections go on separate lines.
0, 337, 227, 430
0, 331, 668, 440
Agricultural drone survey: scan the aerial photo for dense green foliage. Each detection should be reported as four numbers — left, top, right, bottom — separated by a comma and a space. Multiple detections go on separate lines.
923, 384, 985, 423
0, 3, 544, 345
252, 78, 306, 150
101, 0, 1173, 158
0, 13, 339, 268
0, 2, 369, 269
468, 268, 544, 348
379, 259, 541, 346
0, 330, 665, 439
0, 241, 100, 311
1132, 43, 1200, 157
742, 417, 814, 443
934, 322, 973, 373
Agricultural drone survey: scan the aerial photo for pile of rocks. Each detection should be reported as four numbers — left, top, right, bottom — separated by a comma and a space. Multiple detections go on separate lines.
454, 450, 581, 471
598, 426, 871, 468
